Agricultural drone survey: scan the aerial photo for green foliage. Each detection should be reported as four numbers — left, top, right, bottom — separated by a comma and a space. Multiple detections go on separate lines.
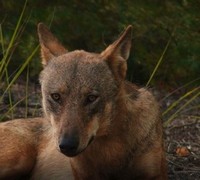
0, 0, 199, 86
0, 1, 39, 120
163, 86, 200, 127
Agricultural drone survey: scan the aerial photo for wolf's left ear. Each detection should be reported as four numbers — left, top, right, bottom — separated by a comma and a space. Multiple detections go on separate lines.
101, 25, 132, 80
37, 23, 68, 66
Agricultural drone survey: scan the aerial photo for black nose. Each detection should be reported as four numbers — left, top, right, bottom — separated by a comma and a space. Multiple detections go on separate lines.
59, 135, 79, 157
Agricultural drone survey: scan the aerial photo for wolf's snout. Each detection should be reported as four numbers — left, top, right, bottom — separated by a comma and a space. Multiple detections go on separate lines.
59, 134, 79, 157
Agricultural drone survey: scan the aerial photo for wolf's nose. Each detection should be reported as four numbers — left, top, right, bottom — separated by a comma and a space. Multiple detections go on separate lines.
59, 136, 79, 156
59, 140, 77, 151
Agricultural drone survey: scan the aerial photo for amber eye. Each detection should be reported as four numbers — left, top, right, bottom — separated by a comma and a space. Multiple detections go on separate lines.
51, 93, 61, 102
86, 95, 98, 104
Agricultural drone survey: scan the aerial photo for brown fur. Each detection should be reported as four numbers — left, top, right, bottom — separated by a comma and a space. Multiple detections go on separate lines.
0, 23, 167, 179
0, 118, 73, 179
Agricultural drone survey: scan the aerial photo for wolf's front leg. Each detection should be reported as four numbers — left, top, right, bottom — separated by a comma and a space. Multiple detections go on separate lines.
0, 122, 36, 179
131, 145, 168, 180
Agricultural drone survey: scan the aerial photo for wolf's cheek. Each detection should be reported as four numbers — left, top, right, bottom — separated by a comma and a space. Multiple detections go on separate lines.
42, 95, 62, 128
86, 117, 100, 137
95, 102, 113, 136
46, 98, 62, 114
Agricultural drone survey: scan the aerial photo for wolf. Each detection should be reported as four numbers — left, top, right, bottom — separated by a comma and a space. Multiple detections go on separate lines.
0, 23, 167, 179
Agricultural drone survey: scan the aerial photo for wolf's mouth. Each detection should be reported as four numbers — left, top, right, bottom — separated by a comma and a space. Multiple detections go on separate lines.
88, 136, 94, 146
59, 136, 95, 157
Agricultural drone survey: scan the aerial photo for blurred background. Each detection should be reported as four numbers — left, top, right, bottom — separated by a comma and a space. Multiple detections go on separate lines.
0, 0, 199, 88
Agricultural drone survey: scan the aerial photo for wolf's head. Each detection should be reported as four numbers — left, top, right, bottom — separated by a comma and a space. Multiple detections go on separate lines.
38, 23, 132, 157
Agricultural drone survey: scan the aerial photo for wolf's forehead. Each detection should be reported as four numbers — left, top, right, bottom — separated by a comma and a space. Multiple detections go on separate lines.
52, 51, 108, 77
42, 51, 113, 90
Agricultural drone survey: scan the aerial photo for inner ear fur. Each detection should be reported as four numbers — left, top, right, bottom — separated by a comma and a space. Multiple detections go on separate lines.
101, 25, 132, 80
37, 23, 68, 66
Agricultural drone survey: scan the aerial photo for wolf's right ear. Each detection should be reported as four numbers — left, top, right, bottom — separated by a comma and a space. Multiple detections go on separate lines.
37, 23, 68, 66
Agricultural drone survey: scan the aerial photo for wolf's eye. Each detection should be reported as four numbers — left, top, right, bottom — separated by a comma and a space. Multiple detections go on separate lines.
51, 93, 61, 102
86, 95, 98, 104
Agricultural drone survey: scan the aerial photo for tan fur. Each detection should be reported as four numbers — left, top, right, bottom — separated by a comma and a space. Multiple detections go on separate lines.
0, 118, 73, 179
0, 23, 167, 179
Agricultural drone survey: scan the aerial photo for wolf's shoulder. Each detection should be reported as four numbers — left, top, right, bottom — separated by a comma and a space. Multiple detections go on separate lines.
125, 81, 159, 110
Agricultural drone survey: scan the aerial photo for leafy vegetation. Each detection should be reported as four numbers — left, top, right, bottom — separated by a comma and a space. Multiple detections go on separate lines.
1, 0, 199, 86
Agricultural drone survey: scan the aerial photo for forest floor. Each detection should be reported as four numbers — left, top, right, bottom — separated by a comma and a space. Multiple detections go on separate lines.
0, 82, 200, 180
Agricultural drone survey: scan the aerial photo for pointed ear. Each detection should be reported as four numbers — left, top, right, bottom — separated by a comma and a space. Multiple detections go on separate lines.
37, 23, 68, 66
101, 25, 132, 80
